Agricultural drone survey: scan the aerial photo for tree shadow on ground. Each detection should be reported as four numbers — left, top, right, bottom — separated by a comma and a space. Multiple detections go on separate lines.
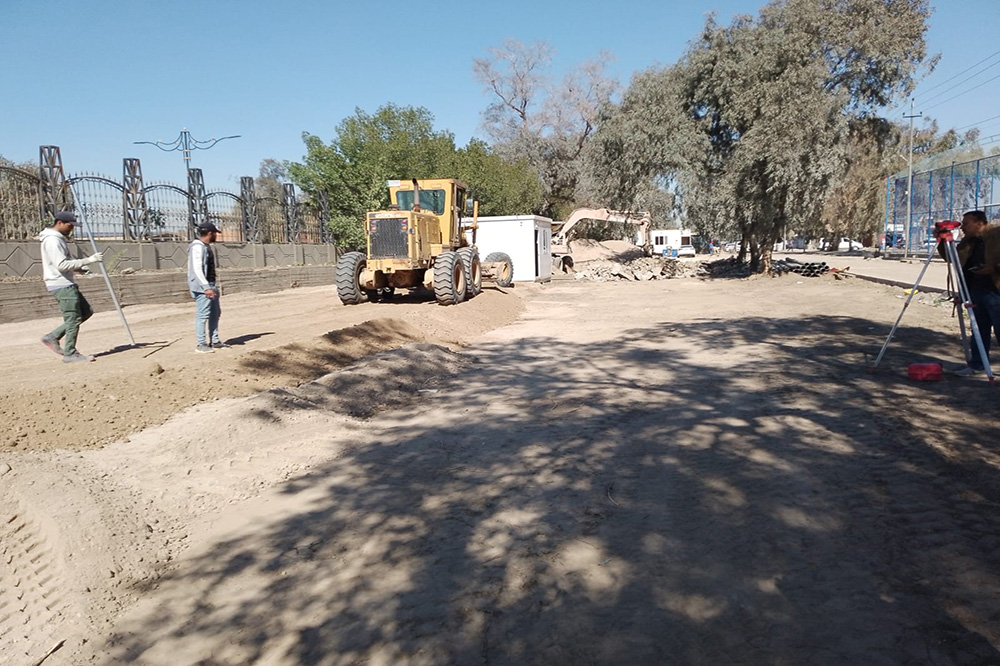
103, 313, 1000, 665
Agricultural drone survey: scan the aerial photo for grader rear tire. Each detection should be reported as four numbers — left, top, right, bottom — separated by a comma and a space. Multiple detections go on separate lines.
336, 251, 368, 305
484, 251, 514, 287
433, 251, 467, 305
458, 247, 482, 298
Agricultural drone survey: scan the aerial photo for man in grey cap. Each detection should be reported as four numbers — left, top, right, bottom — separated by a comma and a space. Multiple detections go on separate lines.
187, 221, 227, 353
39, 211, 104, 363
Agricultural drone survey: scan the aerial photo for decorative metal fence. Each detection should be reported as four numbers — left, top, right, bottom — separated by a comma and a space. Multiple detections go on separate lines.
0, 165, 41, 239
0, 145, 331, 244
886, 153, 1000, 252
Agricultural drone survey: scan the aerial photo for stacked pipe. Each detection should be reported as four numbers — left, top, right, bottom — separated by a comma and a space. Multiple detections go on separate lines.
772, 257, 829, 277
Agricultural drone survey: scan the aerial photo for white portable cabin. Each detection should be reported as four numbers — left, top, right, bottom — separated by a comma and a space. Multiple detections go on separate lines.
468, 215, 552, 283
644, 228, 693, 256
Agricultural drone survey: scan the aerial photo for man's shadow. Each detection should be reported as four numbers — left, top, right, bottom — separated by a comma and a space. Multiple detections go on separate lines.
95, 332, 274, 359
95, 341, 167, 358
223, 332, 274, 346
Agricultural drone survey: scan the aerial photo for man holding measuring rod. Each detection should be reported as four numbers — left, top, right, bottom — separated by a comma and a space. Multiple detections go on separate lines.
39, 211, 103, 363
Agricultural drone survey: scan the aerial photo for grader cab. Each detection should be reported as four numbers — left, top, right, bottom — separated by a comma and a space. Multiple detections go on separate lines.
335, 178, 513, 306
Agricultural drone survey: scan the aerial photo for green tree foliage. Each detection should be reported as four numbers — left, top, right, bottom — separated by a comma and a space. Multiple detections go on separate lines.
453, 139, 544, 216
586, 0, 933, 271
289, 104, 456, 222
288, 104, 543, 248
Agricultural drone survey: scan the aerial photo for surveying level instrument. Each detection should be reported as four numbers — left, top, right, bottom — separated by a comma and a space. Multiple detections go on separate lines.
871, 220, 995, 385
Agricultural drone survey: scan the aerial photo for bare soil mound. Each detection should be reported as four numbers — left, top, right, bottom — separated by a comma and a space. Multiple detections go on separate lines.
566, 238, 619, 262
0, 285, 525, 453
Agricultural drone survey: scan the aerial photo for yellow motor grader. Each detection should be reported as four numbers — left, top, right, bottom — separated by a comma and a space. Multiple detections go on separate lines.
335, 178, 513, 306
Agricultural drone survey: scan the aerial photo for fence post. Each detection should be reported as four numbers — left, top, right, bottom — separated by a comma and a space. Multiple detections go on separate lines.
240, 176, 258, 243
927, 169, 933, 243
186, 168, 207, 239
282, 183, 299, 244
949, 162, 955, 221
38, 146, 72, 221
123, 158, 148, 241
975, 158, 981, 209
884, 178, 891, 248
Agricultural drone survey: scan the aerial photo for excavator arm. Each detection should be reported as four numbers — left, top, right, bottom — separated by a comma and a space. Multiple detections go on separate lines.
552, 208, 653, 255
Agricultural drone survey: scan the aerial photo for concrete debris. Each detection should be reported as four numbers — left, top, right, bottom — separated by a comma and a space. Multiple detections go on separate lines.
571, 252, 835, 282
573, 254, 694, 281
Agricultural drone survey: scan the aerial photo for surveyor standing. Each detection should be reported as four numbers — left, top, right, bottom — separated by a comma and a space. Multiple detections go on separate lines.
187, 222, 227, 353
39, 211, 104, 363
941, 210, 1000, 376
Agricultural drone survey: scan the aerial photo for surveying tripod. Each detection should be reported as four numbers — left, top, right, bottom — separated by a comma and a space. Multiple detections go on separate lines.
871, 220, 995, 385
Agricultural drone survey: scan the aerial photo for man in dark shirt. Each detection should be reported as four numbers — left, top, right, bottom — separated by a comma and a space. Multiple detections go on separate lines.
945, 210, 1000, 375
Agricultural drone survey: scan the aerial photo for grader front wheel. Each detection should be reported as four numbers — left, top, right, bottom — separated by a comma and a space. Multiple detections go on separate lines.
336, 251, 368, 305
433, 251, 467, 305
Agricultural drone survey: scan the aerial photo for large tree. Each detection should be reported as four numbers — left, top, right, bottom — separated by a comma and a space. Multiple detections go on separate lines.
586, 0, 933, 271
474, 39, 619, 220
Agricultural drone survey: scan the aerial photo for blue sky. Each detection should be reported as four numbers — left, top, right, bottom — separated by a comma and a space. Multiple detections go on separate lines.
3, 0, 998, 191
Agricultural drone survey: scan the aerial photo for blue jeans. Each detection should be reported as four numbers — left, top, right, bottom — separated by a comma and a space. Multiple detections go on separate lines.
967, 288, 1000, 370
192, 289, 221, 346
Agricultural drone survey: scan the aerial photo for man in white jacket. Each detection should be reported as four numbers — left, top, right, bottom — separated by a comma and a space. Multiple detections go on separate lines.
39, 211, 103, 363
187, 221, 226, 353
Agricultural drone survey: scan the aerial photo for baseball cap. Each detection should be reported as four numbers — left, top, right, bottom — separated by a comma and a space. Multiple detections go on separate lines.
54, 211, 77, 223
196, 222, 220, 234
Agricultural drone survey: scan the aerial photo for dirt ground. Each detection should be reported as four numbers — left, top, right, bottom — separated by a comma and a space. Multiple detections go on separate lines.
2, 263, 1000, 665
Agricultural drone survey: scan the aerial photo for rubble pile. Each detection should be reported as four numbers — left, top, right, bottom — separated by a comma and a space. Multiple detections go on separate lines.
572, 254, 693, 281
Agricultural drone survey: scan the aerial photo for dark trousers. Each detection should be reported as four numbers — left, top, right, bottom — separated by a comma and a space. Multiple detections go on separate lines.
968, 288, 1000, 370
48, 285, 93, 356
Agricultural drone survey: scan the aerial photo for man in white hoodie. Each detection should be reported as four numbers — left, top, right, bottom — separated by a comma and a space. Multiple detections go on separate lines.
187, 221, 226, 353
39, 211, 103, 363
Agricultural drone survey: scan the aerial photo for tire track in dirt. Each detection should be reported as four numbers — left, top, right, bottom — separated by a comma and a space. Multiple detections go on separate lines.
0, 498, 75, 666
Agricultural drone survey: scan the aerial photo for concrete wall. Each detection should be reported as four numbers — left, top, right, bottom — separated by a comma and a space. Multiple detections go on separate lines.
0, 240, 338, 278
0, 264, 339, 324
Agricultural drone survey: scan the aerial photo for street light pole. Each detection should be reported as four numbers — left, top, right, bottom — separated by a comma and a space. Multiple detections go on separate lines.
903, 99, 922, 259
134, 127, 241, 174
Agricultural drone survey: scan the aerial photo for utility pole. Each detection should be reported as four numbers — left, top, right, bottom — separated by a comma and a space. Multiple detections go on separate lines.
134, 127, 241, 174
903, 99, 922, 259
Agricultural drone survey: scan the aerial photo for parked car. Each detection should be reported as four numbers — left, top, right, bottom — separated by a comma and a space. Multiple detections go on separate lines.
677, 244, 696, 258
837, 238, 863, 251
